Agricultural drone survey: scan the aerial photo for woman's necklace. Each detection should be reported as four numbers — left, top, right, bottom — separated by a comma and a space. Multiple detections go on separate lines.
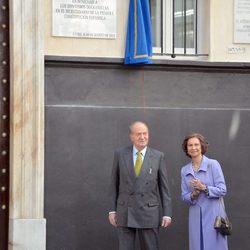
192, 164, 199, 172
192, 160, 201, 172
192, 155, 202, 172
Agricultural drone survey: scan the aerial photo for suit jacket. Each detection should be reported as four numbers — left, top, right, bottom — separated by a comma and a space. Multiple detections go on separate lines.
109, 145, 172, 228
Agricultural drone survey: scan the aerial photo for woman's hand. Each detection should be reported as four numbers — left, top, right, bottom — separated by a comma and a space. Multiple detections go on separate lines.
191, 178, 206, 191
190, 189, 201, 200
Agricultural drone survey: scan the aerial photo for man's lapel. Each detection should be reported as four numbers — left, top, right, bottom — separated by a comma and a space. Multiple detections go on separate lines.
123, 146, 152, 185
135, 148, 152, 188
124, 146, 136, 181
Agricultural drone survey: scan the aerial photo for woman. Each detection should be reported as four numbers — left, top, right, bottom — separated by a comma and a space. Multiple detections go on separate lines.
181, 133, 228, 250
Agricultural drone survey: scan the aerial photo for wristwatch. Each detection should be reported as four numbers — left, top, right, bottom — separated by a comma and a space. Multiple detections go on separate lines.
203, 186, 209, 196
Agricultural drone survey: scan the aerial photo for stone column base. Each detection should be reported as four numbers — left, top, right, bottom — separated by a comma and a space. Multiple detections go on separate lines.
8, 219, 46, 250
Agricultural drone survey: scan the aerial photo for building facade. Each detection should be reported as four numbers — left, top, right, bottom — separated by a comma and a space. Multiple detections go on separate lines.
1, 0, 250, 249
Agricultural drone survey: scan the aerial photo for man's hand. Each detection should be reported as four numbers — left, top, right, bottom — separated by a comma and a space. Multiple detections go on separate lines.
109, 213, 117, 227
161, 217, 171, 228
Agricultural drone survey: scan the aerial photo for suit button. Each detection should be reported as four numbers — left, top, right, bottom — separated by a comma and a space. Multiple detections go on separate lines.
130, 192, 134, 195
141, 194, 144, 197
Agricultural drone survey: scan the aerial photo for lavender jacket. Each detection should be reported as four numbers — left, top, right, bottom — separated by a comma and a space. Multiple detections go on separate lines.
181, 155, 228, 250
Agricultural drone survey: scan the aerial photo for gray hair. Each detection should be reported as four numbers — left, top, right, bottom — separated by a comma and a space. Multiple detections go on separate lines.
129, 121, 149, 134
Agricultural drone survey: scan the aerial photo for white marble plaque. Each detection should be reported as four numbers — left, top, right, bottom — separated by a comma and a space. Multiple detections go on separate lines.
52, 0, 116, 39
234, 0, 250, 43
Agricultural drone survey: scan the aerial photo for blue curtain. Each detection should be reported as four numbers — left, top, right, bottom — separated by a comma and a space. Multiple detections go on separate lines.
124, 0, 152, 64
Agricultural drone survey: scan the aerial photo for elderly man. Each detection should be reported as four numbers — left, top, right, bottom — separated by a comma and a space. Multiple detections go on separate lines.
108, 121, 172, 250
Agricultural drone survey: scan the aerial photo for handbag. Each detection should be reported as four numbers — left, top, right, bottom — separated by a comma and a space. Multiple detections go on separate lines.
214, 216, 232, 235
214, 198, 232, 236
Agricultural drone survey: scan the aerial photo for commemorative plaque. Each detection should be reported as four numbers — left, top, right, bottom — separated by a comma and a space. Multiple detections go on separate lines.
52, 0, 116, 39
234, 0, 250, 43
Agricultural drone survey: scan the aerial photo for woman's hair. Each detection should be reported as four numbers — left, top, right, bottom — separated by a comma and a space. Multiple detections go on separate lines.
182, 133, 209, 157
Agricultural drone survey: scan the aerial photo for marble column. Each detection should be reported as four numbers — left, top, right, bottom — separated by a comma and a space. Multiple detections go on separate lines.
8, 0, 46, 249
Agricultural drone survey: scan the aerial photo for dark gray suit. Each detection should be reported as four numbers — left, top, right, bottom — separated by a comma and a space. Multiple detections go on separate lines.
109, 145, 172, 249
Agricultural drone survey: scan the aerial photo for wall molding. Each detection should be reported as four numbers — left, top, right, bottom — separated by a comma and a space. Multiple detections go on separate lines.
45, 55, 250, 73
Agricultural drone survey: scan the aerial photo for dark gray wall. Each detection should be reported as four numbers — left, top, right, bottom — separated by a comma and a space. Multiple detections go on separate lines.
45, 58, 250, 250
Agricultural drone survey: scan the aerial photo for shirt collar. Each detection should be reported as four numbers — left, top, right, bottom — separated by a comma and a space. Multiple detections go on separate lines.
184, 155, 209, 175
133, 146, 147, 157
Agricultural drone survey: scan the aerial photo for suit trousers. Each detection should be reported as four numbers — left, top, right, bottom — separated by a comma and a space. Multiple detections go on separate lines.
117, 226, 159, 250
